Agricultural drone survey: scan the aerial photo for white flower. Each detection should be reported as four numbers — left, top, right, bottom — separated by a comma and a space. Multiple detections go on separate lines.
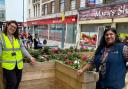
74, 60, 80, 64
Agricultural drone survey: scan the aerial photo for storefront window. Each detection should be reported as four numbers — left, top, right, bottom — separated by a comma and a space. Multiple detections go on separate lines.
80, 25, 99, 50
49, 24, 65, 41
117, 23, 128, 42
66, 24, 76, 43
34, 25, 48, 39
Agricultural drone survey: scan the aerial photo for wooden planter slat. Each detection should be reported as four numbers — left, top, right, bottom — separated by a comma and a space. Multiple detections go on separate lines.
0, 61, 98, 89
55, 61, 98, 89
55, 61, 77, 79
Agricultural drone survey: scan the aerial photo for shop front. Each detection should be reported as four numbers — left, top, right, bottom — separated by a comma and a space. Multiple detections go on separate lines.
78, 2, 128, 49
26, 15, 77, 43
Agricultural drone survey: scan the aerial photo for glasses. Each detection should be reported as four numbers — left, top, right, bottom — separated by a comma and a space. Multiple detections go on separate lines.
10, 24, 17, 29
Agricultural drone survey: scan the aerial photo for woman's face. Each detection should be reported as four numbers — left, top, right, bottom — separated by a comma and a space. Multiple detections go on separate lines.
7, 23, 17, 35
105, 30, 116, 45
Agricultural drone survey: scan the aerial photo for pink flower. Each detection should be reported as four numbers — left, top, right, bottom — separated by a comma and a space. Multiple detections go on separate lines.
82, 46, 88, 49
51, 48, 58, 53
82, 54, 88, 61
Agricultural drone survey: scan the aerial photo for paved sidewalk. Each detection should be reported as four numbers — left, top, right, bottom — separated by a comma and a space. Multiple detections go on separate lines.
39, 38, 76, 49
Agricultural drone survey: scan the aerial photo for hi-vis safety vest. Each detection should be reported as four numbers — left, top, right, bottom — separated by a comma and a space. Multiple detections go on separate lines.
0, 33, 23, 70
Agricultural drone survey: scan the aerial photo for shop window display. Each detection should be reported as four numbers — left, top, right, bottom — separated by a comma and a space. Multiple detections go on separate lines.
80, 32, 97, 51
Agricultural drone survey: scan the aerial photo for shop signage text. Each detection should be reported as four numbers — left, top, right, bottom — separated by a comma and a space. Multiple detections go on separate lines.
26, 16, 77, 26
79, 3, 128, 21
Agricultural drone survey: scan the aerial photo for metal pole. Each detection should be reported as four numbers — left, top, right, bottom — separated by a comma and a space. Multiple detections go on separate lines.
61, 1, 65, 49
23, 0, 24, 32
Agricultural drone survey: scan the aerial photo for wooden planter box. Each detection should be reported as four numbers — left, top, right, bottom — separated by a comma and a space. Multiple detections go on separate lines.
0, 61, 98, 89
55, 61, 98, 89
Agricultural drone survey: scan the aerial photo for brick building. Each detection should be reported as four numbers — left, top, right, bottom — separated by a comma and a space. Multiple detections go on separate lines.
26, 0, 128, 47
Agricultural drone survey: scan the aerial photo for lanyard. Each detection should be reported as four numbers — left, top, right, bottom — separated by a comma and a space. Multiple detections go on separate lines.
8, 35, 14, 52
100, 47, 110, 63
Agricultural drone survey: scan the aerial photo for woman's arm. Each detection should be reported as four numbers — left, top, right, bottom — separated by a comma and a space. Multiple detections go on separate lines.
0, 43, 2, 56
77, 63, 93, 75
20, 43, 36, 64
123, 45, 128, 61
21, 44, 32, 59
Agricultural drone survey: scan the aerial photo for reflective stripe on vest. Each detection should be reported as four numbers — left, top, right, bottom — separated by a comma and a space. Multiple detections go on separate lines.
0, 59, 23, 63
1, 33, 21, 51
1, 33, 23, 70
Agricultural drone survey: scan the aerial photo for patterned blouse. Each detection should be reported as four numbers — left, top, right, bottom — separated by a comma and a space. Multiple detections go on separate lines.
89, 45, 128, 64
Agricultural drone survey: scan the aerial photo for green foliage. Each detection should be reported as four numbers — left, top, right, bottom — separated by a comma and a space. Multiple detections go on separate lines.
26, 47, 94, 69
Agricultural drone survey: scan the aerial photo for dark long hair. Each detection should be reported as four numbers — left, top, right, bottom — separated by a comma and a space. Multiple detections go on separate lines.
3, 20, 19, 39
95, 27, 121, 55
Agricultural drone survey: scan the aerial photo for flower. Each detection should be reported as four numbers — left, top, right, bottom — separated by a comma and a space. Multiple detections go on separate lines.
82, 54, 88, 61
74, 60, 80, 64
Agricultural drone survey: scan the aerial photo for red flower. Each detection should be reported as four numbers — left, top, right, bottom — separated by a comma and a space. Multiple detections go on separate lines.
82, 54, 88, 61
51, 48, 58, 53
67, 52, 72, 56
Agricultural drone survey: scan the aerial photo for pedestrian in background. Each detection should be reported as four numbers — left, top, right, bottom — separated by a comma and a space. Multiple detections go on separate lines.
123, 36, 128, 45
77, 28, 128, 89
27, 33, 33, 48
0, 20, 36, 89
33, 34, 42, 49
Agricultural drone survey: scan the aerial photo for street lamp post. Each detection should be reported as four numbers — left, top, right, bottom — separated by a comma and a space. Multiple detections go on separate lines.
23, 0, 24, 32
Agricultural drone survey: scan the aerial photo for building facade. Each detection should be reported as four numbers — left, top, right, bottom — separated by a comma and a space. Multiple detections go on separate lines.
26, 0, 81, 44
77, 0, 128, 49
0, 0, 5, 21
27, 0, 128, 48
0, 0, 5, 31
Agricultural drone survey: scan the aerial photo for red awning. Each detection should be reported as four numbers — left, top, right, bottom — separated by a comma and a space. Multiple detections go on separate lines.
26, 16, 77, 26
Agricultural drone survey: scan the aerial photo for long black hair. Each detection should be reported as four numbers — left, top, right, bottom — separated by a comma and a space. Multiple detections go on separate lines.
95, 27, 121, 55
3, 20, 19, 39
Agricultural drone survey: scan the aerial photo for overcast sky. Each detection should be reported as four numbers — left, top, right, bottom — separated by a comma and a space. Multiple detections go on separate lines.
4, 0, 103, 22
5, 0, 27, 22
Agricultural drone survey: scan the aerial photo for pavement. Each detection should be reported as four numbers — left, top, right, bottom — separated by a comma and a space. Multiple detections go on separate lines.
39, 38, 76, 49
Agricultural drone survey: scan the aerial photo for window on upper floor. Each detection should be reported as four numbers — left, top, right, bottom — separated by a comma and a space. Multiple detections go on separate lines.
103, 0, 128, 4
44, 4, 48, 15
80, 0, 86, 8
96, 0, 103, 4
28, 9, 31, 18
29, 0, 30, 4
38, 4, 40, 17
34, 6, 36, 17
70, 0, 76, 10
42, 5, 45, 15
51, 1, 55, 13
42, 4, 48, 15
60, 0, 65, 12
32, 0, 35, 3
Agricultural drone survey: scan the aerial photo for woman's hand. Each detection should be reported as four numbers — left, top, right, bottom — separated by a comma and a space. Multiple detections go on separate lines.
30, 57, 36, 65
77, 69, 84, 76
77, 64, 92, 76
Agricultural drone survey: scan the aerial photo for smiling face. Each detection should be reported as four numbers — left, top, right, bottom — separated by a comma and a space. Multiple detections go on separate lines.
105, 30, 116, 46
7, 23, 17, 35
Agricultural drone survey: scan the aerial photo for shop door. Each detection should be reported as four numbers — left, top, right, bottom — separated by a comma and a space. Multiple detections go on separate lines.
97, 26, 105, 47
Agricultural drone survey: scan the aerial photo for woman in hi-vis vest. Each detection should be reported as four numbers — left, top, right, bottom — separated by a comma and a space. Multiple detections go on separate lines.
0, 20, 36, 89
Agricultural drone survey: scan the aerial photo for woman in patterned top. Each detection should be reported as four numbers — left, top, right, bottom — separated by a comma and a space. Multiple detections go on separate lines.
77, 28, 128, 89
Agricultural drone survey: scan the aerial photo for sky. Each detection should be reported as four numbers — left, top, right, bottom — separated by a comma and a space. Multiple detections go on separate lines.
4, 0, 103, 22
5, 0, 27, 22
